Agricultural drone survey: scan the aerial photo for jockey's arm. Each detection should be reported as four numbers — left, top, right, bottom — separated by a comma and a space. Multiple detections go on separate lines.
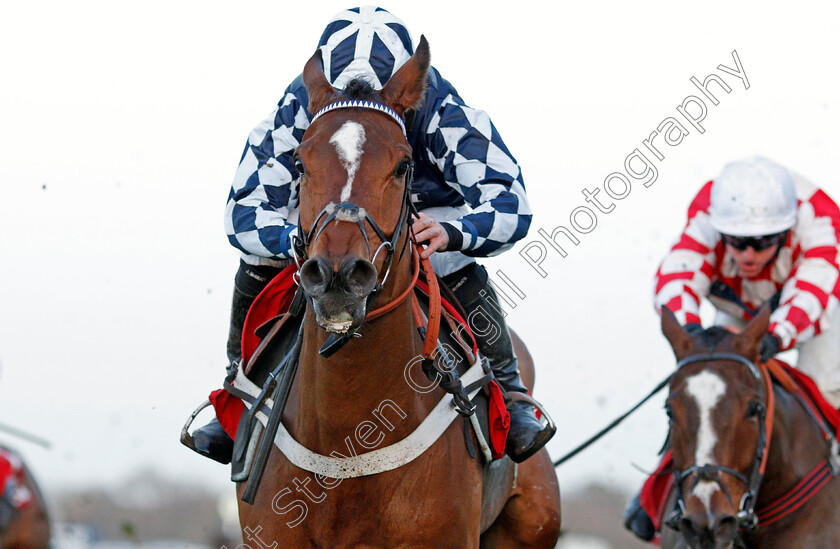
225, 78, 310, 262
654, 182, 717, 325
769, 188, 840, 350
423, 93, 532, 258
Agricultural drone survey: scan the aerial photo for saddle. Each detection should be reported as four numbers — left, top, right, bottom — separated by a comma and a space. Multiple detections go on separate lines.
209, 264, 511, 488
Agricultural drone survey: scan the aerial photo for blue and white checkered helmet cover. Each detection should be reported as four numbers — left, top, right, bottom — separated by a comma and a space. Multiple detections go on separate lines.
317, 6, 414, 91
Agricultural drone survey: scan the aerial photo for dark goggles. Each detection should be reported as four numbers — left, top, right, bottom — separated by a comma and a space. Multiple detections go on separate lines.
720, 231, 787, 251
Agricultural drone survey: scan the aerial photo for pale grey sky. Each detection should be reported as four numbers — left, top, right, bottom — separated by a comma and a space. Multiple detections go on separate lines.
1, 0, 839, 505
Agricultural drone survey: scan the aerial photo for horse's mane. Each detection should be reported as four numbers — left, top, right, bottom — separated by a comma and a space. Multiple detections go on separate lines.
341, 78, 378, 100
340, 77, 419, 128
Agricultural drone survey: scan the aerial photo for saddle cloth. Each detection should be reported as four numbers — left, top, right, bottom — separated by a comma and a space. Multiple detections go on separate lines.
640, 358, 840, 535
209, 264, 510, 463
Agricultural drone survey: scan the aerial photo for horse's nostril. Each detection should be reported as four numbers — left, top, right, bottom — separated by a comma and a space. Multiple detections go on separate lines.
680, 517, 702, 545
299, 257, 333, 296
340, 257, 378, 297
714, 515, 738, 542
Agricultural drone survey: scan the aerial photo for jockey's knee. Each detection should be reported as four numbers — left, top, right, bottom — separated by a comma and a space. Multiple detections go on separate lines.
796, 321, 840, 408
441, 262, 512, 353
235, 259, 284, 297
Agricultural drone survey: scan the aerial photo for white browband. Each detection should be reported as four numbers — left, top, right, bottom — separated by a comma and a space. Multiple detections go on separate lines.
310, 100, 407, 136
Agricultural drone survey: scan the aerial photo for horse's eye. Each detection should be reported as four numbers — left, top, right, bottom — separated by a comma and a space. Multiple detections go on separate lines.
746, 400, 764, 419
394, 160, 410, 179
294, 158, 306, 175
665, 404, 674, 421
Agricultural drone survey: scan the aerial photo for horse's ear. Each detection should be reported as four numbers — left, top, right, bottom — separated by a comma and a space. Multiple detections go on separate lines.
661, 306, 693, 361
380, 35, 430, 116
734, 305, 771, 360
303, 49, 337, 115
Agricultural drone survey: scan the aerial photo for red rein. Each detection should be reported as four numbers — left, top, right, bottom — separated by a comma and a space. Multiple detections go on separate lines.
365, 239, 442, 363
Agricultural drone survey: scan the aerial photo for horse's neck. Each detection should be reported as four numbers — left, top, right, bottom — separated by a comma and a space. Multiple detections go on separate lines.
759, 386, 828, 503
292, 292, 432, 447
299, 300, 420, 390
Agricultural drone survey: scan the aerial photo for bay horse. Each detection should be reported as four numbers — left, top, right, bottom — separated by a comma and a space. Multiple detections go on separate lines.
0, 446, 50, 549
234, 37, 561, 547
658, 306, 840, 548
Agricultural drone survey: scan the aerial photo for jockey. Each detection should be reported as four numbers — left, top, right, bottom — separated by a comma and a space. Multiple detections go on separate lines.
624, 155, 840, 541
0, 448, 32, 529
189, 6, 554, 465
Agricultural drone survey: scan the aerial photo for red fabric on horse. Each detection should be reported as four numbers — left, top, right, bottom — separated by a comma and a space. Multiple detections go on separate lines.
211, 264, 298, 439
241, 264, 299, 366
0, 449, 32, 510
487, 380, 510, 459
210, 388, 244, 440
640, 448, 675, 534
639, 358, 840, 537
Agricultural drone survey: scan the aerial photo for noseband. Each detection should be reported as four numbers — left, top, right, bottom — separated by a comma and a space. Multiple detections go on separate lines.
666, 353, 773, 534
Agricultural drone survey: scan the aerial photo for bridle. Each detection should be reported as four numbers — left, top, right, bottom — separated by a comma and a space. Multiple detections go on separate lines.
666, 353, 773, 535
289, 99, 419, 338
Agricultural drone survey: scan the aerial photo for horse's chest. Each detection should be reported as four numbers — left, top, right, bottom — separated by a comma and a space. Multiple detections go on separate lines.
248, 454, 480, 547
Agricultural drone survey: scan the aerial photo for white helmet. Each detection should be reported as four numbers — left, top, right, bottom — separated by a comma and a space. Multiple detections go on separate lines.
709, 156, 798, 237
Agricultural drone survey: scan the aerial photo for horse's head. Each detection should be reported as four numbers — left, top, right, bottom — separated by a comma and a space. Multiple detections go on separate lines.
294, 37, 430, 334
661, 307, 771, 549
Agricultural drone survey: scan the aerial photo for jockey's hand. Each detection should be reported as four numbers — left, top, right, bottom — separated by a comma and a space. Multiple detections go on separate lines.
759, 332, 782, 362
412, 213, 449, 259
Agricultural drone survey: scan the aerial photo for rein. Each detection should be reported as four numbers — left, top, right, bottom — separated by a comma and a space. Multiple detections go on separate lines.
365, 242, 420, 322
552, 372, 673, 467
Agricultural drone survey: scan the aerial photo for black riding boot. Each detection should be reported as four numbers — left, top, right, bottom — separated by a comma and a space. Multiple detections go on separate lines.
443, 263, 556, 463
623, 492, 656, 541
190, 285, 256, 464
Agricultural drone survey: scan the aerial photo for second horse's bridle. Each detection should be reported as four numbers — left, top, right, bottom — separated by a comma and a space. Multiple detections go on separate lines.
665, 352, 771, 534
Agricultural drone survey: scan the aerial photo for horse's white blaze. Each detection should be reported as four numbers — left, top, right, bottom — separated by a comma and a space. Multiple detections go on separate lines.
686, 370, 727, 465
330, 121, 366, 202
694, 480, 718, 511
686, 370, 727, 511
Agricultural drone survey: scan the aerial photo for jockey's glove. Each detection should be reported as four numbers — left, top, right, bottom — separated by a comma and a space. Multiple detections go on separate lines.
684, 323, 704, 336
759, 332, 782, 362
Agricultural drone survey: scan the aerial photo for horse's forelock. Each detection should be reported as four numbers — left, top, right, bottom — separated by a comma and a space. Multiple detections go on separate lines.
341, 78, 378, 101
694, 326, 732, 348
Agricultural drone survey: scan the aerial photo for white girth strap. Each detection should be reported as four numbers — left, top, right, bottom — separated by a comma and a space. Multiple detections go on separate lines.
232, 358, 485, 479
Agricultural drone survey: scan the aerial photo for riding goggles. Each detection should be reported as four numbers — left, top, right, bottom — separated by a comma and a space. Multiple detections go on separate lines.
720, 231, 788, 251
